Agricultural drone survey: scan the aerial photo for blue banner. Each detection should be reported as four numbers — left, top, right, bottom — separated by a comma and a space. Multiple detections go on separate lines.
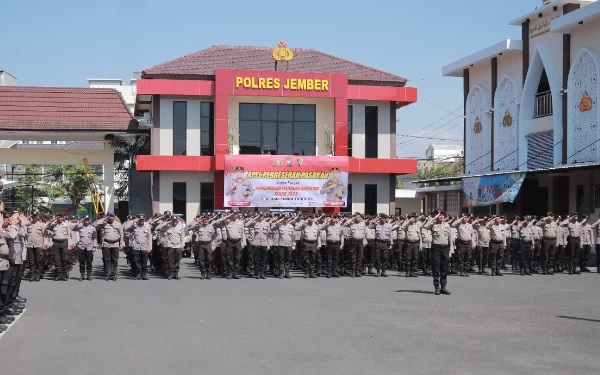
462, 173, 526, 207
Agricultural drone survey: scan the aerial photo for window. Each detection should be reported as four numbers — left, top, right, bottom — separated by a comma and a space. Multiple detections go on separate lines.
365, 184, 377, 216
200, 183, 215, 212
173, 182, 186, 219
365, 106, 378, 158
341, 184, 352, 213
239, 103, 316, 155
173, 101, 187, 155
348, 105, 353, 157
201, 102, 214, 156
50, 141, 58, 145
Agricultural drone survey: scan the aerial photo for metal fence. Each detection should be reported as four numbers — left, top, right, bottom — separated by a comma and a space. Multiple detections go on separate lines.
534, 90, 553, 119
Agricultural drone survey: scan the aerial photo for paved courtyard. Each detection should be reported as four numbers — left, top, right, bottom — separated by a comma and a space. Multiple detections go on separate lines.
1, 253, 599, 375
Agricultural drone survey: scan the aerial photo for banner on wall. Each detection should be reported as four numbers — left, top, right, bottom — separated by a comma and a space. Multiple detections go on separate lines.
224, 155, 349, 207
462, 173, 526, 207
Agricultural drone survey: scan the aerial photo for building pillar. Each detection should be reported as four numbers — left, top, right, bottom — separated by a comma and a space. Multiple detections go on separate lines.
104, 138, 115, 213
491, 57, 498, 170
463, 68, 469, 173
214, 171, 224, 210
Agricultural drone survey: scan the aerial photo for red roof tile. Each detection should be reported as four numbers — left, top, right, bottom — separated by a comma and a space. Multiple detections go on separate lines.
0, 87, 137, 132
143, 45, 407, 86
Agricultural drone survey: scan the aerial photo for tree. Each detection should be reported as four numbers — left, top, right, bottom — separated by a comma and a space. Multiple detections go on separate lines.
45, 165, 90, 214
416, 159, 464, 187
111, 135, 150, 201
395, 178, 406, 189
14, 165, 50, 214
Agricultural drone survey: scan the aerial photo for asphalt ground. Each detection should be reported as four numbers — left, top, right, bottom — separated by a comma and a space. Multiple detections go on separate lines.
1, 253, 599, 375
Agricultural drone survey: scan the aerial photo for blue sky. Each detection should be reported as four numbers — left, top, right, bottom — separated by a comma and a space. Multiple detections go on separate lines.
0, 0, 539, 157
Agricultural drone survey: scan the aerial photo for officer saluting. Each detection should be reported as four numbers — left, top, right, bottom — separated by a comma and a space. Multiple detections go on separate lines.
451, 214, 474, 277
214, 211, 246, 279
536, 212, 558, 275
319, 214, 344, 278
45, 213, 74, 281
402, 213, 422, 278
155, 215, 185, 280
188, 214, 216, 280
320, 167, 347, 202
72, 216, 97, 281
94, 211, 125, 281
225, 166, 255, 203
560, 212, 582, 275
422, 211, 451, 295
124, 214, 152, 280
296, 214, 321, 278
25, 211, 45, 282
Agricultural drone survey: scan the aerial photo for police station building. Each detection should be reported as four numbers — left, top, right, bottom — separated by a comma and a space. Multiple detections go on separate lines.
135, 43, 417, 219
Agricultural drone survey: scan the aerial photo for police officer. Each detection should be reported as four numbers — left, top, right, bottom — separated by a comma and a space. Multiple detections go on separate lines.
560, 212, 582, 275
95, 211, 125, 281
297, 214, 321, 278
273, 213, 297, 279
72, 216, 97, 281
364, 216, 376, 275
46, 213, 74, 281
486, 216, 507, 276
25, 211, 45, 282
5, 213, 26, 309
188, 214, 215, 280
402, 213, 422, 278
340, 215, 352, 275
215, 211, 246, 279
395, 216, 406, 272
537, 213, 558, 275
472, 217, 490, 274
509, 217, 521, 271
347, 213, 366, 278
0, 217, 14, 329
124, 214, 152, 280
419, 215, 433, 276
518, 217, 534, 276
373, 214, 392, 277
245, 212, 270, 279
592, 218, 600, 273
423, 212, 451, 295
155, 215, 185, 280
225, 166, 255, 203
451, 214, 474, 277
580, 216, 593, 272
319, 214, 343, 278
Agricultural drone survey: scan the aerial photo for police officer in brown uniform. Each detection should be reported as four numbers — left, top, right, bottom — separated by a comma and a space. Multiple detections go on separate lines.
156, 215, 185, 280
124, 214, 152, 280
95, 211, 125, 281
423, 211, 451, 295
560, 212, 583, 275
214, 212, 246, 279
485, 216, 507, 276
72, 216, 98, 281
245, 213, 271, 279
273, 213, 298, 279
188, 214, 216, 280
517, 217, 534, 276
401, 214, 421, 278
46, 213, 74, 281
347, 213, 366, 278
319, 215, 343, 278
592, 218, 600, 273
296, 214, 321, 278
580, 216, 593, 272
537, 212, 558, 275
25, 211, 45, 282
451, 214, 474, 277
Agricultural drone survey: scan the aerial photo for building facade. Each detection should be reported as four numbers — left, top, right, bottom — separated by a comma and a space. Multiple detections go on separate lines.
425, 144, 464, 161
440, 0, 600, 219
87, 72, 141, 114
135, 44, 418, 219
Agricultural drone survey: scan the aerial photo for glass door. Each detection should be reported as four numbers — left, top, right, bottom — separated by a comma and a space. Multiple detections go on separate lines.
278, 122, 293, 155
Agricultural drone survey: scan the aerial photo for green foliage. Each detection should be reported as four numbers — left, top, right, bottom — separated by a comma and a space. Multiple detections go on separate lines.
14, 165, 49, 214
45, 165, 90, 215
395, 178, 405, 189
416, 160, 464, 187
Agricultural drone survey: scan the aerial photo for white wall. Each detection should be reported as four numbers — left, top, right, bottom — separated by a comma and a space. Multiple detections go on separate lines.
570, 20, 600, 64
530, 115, 554, 133
497, 52, 523, 88
348, 173, 391, 214
348, 101, 392, 158
228, 96, 334, 156
158, 171, 215, 220
394, 198, 421, 216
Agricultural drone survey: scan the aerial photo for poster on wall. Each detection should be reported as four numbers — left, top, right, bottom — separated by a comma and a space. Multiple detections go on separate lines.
462, 173, 526, 207
224, 155, 349, 208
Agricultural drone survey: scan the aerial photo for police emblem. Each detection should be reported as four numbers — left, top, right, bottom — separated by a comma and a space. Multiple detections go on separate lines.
473, 116, 483, 134
502, 110, 512, 127
272, 41, 293, 62
579, 90, 593, 112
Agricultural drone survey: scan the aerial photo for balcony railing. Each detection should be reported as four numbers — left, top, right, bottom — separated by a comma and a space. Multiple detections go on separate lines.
534, 90, 553, 119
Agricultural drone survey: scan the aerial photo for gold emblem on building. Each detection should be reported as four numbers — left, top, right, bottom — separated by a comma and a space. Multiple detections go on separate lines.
473, 116, 483, 134
579, 90, 593, 112
272, 159, 283, 167
272, 41, 293, 61
502, 110, 513, 127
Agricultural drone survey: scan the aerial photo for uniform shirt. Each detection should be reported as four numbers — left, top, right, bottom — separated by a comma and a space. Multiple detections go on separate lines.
155, 222, 185, 248
341, 221, 351, 240
213, 227, 223, 249
423, 219, 451, 246
536, 220, 558, 239
365, 224, 376, 240
374, 222, 393, 245
124, 222, 152, 251
25, 221, 45, 248
560, 219, 582, 238
395, 222, 406, 241
225, 178, 255, 202
95, 220, 125, 248
319, 222, 344, 247
5, 225, 26, 264
485, 221, 507, 246
318, 223, 327, 245
297, 222, 320, 244
245, 219, 270, 247
319, 178, 346, 201
591, 220, 600, 241
188, 222, 216, 243
69, 222, 80, 246
557, 225, 567, 246
214, 218, 246, 245
532, 225, 542, 241
0, 233, 9, 271
510, 224, 520, 240
73, 224, 98, 251
349, 221, 366, 241
581, 223, 594, 246
274, 223, 296, 247
451, 220, 474, 242
43, 229, 54, 248
402, 221, 422, 244
46, 221, 73, 245
123, 220, 132, 247
420, 224, 433, 248
449, 227, 457, 254
518, 224, 533, 242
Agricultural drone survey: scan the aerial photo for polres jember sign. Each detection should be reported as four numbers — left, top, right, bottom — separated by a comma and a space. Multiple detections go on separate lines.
235, 76, 329, 92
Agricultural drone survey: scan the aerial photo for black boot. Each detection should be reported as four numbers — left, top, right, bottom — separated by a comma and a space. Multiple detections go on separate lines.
206, 271, 211, 280
87, 271, 92, 281
285, 270, 292, 279
260, 272, 266, 279
233, 273, 241, 279
520, 269, 525, 276
495, 269, 503, 276
440, 287, 451, 295
381, 269, 388, 277
309, 270, 317, 279
200, 271, 206, 280
134, 274, 141, 280
574, 266, 581, 275
79, 273, 85, 281
350, 270, 355, 278
304, 271, 308, 279
174, 272, 180, 280
168, 272, 174, 280
434, 286, 440, 295
142, 273, 149, 280
375, 269, 380, 277
105, 275, 110, 281
405, 270, 410, 278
